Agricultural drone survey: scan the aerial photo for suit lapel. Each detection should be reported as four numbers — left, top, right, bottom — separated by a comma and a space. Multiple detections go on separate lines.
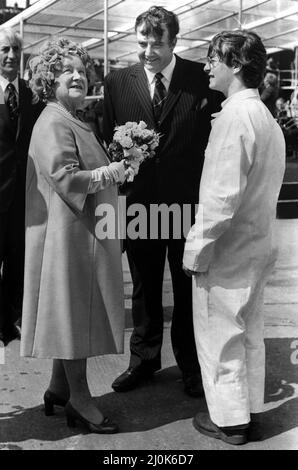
160, 55, 183, 125
0, 84, 16, 133
16, 78, 26, 140
131, 65, 155, 127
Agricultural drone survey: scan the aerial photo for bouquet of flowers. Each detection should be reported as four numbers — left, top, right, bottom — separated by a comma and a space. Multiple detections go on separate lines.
108, 121, 160, 182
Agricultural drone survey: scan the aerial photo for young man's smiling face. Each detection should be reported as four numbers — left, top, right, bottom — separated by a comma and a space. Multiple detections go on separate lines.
204, 55, 235, 97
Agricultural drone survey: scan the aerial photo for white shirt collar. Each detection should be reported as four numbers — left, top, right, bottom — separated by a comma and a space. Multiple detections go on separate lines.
221, 88, 260, 108
144, 54, 176, 85
0, 75, 19, 95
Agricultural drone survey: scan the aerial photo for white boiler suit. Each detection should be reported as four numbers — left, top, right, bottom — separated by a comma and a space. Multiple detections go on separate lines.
183, 89, 285, 427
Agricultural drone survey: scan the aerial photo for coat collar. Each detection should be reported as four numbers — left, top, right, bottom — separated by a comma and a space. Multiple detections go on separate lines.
130, 64, 155, 127
221, 88, 260, 109
0, 78, 33, 139
0, 77, 20, 137
160, 54, 183, 125
0, 74, 19, 96
16, 78, 30, 140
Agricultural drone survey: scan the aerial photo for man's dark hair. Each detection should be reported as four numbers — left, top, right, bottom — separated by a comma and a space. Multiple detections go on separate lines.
208, 30, 267, 89
135, 6, 179, 44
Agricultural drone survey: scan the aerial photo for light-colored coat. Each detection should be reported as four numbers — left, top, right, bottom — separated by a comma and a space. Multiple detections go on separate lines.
183, 89, 285, 426
20, 103, 124, 359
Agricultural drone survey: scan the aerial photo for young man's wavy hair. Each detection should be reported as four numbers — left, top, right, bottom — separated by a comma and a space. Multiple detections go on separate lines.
208, 30, 267, 89
135, 6, 179, 46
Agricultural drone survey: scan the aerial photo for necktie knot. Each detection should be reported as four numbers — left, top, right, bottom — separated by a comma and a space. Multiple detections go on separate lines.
7, 83, 16, 92
155, 72, 164, 82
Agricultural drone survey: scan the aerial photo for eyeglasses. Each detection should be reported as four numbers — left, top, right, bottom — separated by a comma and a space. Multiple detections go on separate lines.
206, 56, 221, 68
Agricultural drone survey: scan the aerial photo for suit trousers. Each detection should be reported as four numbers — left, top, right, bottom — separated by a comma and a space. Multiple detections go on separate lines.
0, 190, 25, 333
192, 272, 267, 427
126, 237, 200, 374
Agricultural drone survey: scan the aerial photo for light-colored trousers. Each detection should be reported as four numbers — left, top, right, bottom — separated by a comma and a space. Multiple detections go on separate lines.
193, 273, 267, 427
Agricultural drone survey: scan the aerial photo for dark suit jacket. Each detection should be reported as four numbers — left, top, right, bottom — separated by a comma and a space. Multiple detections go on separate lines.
103, 55, 222, 206
260, 85, 279, 117
0, 78, 43, 213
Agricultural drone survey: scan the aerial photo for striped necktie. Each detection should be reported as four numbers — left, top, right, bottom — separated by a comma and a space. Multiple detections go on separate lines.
152, 72, 166, 126
5, 83, 19, 124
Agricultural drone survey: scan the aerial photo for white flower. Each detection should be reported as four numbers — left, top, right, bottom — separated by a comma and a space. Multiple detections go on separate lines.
108, 121, 161, 181
125, 122, 134, 128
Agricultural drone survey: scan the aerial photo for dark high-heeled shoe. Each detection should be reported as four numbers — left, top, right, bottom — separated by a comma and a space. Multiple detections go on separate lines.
65, 402, 119, 434
43, 389, 68, 416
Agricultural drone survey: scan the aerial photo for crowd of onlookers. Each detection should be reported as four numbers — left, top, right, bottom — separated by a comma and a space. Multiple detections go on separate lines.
260, 57, 298, 158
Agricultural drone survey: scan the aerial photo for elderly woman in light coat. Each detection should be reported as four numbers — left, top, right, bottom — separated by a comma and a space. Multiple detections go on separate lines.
20, 38, 137, 434
183, 31, 285, 445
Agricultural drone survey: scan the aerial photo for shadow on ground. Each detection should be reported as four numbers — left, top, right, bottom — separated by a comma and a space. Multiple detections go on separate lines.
0, 366, 206, 444
265, 337, 298, 403
0, 338, 297, 445
251, 337, 298, 441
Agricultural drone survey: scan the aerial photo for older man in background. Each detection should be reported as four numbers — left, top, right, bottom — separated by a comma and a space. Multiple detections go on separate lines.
0, 28, 42, 345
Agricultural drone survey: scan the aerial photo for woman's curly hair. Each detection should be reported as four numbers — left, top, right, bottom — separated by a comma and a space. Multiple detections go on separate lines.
28, 38, 94, 101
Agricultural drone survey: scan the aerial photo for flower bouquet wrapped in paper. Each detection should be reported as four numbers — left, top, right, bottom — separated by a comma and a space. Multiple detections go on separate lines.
108, 121, 160, 182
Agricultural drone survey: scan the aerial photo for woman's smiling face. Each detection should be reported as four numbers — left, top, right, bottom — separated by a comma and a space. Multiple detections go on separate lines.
54, 55, 88, 109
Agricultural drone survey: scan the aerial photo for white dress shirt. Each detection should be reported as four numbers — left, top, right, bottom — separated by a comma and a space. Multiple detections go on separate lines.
0, 75, 19, 104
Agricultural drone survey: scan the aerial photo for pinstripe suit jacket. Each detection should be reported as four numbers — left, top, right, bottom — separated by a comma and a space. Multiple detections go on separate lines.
103, 55, 218, 206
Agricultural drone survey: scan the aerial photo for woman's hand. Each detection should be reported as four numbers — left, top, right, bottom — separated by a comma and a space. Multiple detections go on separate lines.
125, 158, 140, 176
108, 161, 126, 184
122, 147, 143, 182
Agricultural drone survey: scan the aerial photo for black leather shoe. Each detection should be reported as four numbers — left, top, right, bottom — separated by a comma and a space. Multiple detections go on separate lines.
13, 325, 21, 340
193, 412, 249, 445
14, 323, 21, 339
248, 413, 263, 441
0, 330, 7, 346
65, 402, 118, 434
112, 366, 155, 392
183, 372, 204, 398
43, 389, 69, 416
0, 324, 21, 345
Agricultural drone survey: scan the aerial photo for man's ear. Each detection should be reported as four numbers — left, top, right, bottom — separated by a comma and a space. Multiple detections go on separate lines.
171, 37, 177, 50
233, 64, 242, 75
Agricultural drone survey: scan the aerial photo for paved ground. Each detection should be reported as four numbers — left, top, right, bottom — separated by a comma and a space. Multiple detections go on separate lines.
0, 219, 298, 451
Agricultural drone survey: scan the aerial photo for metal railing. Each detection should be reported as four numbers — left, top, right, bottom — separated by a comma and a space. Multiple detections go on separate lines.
279, 69, 298, 90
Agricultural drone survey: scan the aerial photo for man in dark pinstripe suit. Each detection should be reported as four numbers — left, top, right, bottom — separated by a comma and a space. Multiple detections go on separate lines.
103, 6, 220, 396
